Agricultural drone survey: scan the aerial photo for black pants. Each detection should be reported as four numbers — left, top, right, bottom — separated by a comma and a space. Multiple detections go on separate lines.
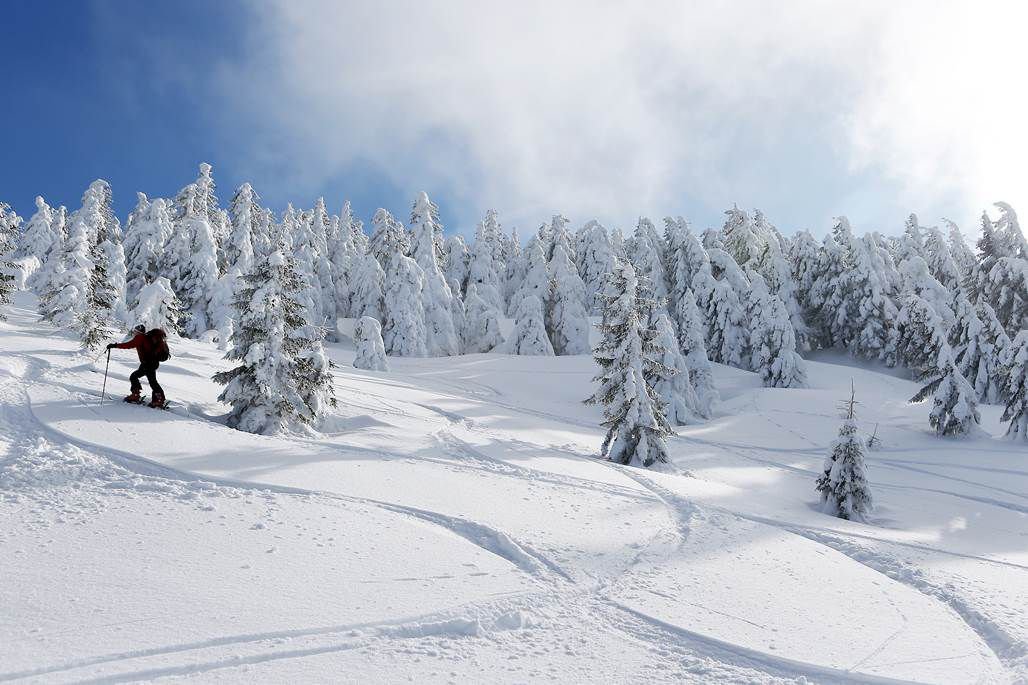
130, 363, 163, 397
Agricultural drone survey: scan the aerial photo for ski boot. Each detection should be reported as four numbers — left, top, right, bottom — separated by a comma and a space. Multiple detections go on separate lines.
149, 393, 167, 409
124, 391, 144, 404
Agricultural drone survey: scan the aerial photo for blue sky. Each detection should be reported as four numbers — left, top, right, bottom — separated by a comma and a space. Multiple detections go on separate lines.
3, 1, 1023, 239
2, 1, 408, 229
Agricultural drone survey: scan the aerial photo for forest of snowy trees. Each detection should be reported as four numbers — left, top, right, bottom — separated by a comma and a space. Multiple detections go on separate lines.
2, 163, 1027, 448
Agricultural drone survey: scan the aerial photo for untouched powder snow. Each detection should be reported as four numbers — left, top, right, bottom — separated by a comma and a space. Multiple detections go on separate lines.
1, 291, 1025, 684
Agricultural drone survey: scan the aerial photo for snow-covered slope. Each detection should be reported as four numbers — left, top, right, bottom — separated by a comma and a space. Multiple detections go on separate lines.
1, 292, 1025, 684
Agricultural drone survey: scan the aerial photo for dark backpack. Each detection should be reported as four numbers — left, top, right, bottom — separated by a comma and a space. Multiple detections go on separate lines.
148, 329, 171, 362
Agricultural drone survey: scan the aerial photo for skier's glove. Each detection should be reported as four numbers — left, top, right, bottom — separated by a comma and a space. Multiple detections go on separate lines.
106, 343, 115, 349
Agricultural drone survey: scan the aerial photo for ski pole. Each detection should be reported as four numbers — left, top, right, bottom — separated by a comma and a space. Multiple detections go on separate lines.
100, 348, 111, 407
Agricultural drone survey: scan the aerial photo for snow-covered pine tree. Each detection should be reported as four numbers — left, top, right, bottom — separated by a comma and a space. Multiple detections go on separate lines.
123, 193, 150, 295
662, 217, 686, 313
466, 210, 505, 312
968, 210, 1002, 304
950, 292, 1010, 390
226, 184, 259, 276
752, 209, 788, 251
444, 234, 470, 295
945, 219, 976, 283
747, 273, 807, 388
130, 277, 187, 335
576, 220, 617, 315
721, 206, 763, 268
547, 242, 590, 355
502, 226, 523, 307
350, 250, 386, 322
967, 302, 1012, 403
68, 180, 120, 247
3, 207, 23, 245
241, 184, 271, 257
409, 192, 458, 356
899, 255, 954, 329
52, 205, 67, 242
897, 213, 926, 264
750, 214, 808, 351
790, 230, 824, 347
102, 236, 128, 326
983, 256, 1028, 337
490, 210, 511, 268
463, 283, 504, 354
826, 217, 864, 347
842, 235, 898, 361
123, 194, 175, 308
353, 316, 389, 372
893, 294, 947, 380
214, 240, 335, 435
664, 216, 708, 319
629, 218, 669, 303
701, 227, 723, 251
610, 226, 626, 259
910, 346, 980, 436
868, 232, 904, 299
207, 184, 263, 348
37, 253, 71, 327
369, 208, 409, 268
993, 201, 1027, 259
949, 290, 984, 376
290, 205, 325, 328
16, 196, 56, 264
188, 162, 230, 272
349, 210, 368, 255
208, 273, 238, 350
29, 204, 66, 294
167, 182, 220, 337
382, 253, 428, 357
816, 386, 873, 521
923, 224, 962, 292
807, 231, 848, 349
967, 205, 1028, 335
448, 277, 467, 350
502, 295, 553, 356
77, 237, 117, 351
586, 260, 672, 467
674, 288, 718, 418
693, 248, 749, 368
0, 203, 18, 319
258, 207, 277, 256
311, 197, 336, 325
328, 201, 359, 321
69, 180, 127, 325
38, 184, 118, 347
651, 308, 700, 425
507, 239, 550, 317
1001, 331, 1028, 441
546, 214, 574, 264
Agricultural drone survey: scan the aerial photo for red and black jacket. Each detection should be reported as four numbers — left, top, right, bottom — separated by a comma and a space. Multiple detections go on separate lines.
113, 332, 158, 365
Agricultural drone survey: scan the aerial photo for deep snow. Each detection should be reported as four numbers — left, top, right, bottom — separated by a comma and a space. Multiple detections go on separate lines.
1, 291, 1025, 684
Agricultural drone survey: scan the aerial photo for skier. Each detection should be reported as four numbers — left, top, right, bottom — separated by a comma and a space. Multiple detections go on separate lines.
107, 324, 171, 408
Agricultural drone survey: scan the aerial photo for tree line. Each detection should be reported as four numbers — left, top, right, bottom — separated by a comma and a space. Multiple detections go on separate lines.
1, 163, 1026, 453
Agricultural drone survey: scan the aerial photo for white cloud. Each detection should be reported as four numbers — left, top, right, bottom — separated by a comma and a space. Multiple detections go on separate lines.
846, 2, 1028, 232
208, 1, 1024, 235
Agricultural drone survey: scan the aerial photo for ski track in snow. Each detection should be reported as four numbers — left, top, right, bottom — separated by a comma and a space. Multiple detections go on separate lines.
2, 297, 1026, 683
403, 367, 1028, 681
2, 370, 794, 682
